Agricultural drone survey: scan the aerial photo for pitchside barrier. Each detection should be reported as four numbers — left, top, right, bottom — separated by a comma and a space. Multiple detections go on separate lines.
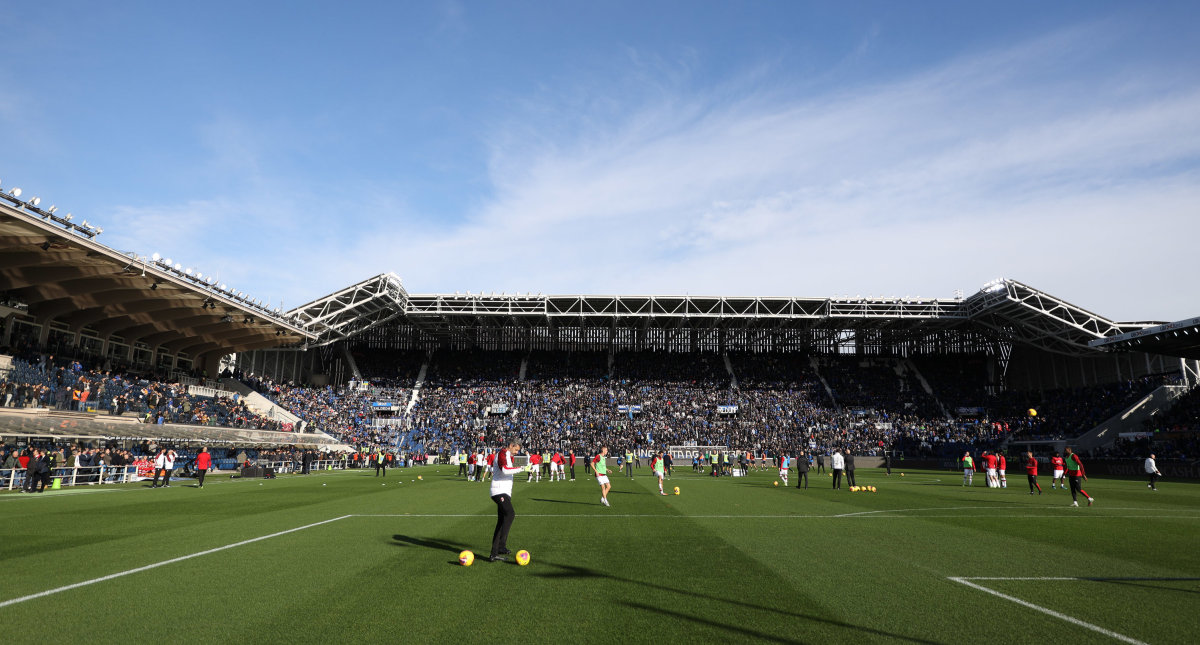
1, 465, 139, 490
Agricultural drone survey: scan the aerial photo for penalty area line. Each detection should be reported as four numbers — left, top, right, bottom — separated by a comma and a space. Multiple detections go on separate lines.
0, 515, 353, 610
947, 577, 1148, 645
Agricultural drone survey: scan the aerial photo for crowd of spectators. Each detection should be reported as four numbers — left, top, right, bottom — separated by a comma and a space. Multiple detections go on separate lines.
12, 341, 1173, 463
1, 352, 286, 431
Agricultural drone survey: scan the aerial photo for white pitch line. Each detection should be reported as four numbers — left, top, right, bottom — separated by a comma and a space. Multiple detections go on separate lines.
0, 515, 352, 609
948, 577, 1149, 645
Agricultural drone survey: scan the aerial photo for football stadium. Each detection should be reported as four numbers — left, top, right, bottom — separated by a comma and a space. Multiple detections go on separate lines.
3, 4, 1200, 645
3, 182, 1199, 643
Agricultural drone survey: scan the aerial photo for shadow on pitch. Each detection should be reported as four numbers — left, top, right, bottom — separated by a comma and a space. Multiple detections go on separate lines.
529, 498, 593, 505
532, 560, 944, 645
1092, 577, 1200, 596
391, 534, 469, 553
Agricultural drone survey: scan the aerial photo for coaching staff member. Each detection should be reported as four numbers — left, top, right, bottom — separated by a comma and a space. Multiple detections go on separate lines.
488, 438, 524, 562
795, 450, 809, 490
844, 451, 857, 488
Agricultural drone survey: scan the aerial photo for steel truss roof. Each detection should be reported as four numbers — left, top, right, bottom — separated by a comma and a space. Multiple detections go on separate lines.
961, 279, 1152, 356
301, 277, 1158, 356
1089, 316, 1200, 360
288, 273, 407, 345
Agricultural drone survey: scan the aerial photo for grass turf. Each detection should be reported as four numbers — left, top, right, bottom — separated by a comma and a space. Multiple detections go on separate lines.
1, 466, 1198, 644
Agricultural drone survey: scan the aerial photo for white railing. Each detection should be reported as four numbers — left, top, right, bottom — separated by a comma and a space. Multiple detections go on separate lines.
1, 465, 140, 491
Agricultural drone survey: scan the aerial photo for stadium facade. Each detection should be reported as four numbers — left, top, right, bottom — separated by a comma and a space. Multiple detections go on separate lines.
2, 184, 1198, 397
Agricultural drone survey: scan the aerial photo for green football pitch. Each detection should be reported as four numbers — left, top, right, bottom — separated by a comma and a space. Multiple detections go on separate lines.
2, 466, 1198, 644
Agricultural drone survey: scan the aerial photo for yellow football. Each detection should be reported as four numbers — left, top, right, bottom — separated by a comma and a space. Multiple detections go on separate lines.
458, 550, 474, 566
516, 550, 531, 566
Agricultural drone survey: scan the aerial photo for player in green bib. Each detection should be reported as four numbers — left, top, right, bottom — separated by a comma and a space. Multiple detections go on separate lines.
593, 446, 612, 506
961, 452, 975, 486
652, 450, 666, 495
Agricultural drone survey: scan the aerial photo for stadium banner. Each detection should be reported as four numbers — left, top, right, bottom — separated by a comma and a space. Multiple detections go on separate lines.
616, 404, 643, 414
371, 402, 401, 411
668, 445, 729, 460
717, 405, 738, 415
956, 407, 986, 416
187, 385, 234, 399
489, 403, 510, 415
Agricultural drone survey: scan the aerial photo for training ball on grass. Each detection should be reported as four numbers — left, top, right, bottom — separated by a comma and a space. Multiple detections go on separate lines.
516, 550, 531, 566
774, 481, 779, 487
418, 475, 423, 480
673, 486, 680, 495
900, 473, 905, 477
850, 486, 857, 492
871, 486, 877, 492
458, 550, 474, 566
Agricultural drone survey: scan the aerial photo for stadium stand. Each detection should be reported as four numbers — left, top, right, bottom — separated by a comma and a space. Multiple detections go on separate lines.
3, 189, 1199, 487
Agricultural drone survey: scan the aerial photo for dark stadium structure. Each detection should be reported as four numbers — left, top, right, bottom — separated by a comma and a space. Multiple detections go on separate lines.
2, 182, 1198, 456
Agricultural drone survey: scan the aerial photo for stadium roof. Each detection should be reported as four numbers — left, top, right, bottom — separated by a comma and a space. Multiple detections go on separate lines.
0, 184, 1161, 360
292, 275, 1158, 357
0, 194, 315, 361
1088, 316, 1200, 360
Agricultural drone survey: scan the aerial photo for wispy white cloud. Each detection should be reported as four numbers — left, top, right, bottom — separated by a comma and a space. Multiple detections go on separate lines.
96, 20, 1200, 322
342, 22, 1199, 321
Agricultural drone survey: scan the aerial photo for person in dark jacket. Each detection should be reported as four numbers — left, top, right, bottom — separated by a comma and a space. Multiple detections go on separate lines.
845, 451, 857, 488
795, 450, 810, 490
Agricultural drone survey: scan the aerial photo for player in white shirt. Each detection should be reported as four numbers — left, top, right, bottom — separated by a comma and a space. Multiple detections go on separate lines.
488, 440, 524, 562
1145, 454, 1161, 490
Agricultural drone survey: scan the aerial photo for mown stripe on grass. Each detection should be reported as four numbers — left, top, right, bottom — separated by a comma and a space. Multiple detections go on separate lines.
947, 577, 1149, 645
0, 515, 352, 609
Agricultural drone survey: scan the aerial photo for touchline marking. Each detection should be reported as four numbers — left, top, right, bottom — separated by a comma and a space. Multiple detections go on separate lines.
947, 577, 1148, 645
0, 515, 352, 609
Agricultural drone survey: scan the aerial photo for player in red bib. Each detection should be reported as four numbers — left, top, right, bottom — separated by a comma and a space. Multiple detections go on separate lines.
997, 453, 1007, 489
1024, 451, 1041, 495
1063, 447, 1093, 507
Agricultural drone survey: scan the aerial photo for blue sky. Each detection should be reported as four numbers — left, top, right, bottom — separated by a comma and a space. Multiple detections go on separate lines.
2, 1, 1198, 321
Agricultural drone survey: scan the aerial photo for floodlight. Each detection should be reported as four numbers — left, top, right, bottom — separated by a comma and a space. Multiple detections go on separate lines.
185, 268, 193, 276
151, 253, 161, 261
95, 228, 103, 234
81, 220, 89, 227
220, 284, 227, 290
195, 272, 202, 280
47, 205, 57, 214
174, 263, 182, 271
164, 258, 172, 266
30, 197, 41, 206
9, 188, 20, 197
64, 213, 72, 221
